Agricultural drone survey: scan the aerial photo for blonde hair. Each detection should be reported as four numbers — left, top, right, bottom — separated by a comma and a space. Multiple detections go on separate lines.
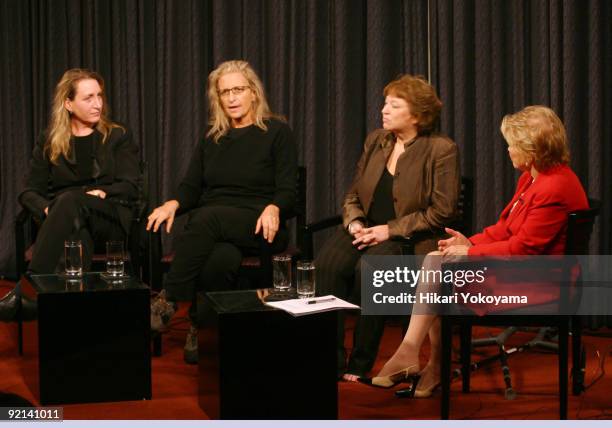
501, 105, 570, 171
206, 60, 281, 143
46, 68, 121, 164
384, 74, 443, 134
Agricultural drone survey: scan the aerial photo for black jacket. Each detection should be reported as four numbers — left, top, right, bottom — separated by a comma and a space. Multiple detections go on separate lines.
18, 126, 140, 233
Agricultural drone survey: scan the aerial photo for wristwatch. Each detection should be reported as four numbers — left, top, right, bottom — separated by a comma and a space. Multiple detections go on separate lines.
348, 221, 361, 235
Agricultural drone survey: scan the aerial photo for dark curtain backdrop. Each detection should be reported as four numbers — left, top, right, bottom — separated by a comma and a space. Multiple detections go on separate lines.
431, 0, 612, 254
1, 0, 611, 321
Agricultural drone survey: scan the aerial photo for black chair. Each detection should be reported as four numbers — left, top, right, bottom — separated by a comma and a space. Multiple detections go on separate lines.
148, 167, 306, 356
440, 201, 600, 419
13, 161, 150, 355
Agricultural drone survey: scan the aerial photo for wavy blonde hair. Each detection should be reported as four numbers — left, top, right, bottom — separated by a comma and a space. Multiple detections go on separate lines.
206, 60, 281, 143
501, 105, 570, 171
46, 68, 121, 164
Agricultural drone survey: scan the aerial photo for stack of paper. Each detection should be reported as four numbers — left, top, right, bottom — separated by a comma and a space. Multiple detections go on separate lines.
265, 295, 360, 317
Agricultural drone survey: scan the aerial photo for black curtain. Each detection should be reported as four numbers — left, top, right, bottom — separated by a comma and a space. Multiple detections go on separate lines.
431, 0, 612, 254
1, 2, 610, 312
0, 0, 430, 276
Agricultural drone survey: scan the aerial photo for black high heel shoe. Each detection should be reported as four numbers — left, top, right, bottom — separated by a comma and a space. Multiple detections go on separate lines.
358, 366, 420, 389
0, 284, 37, 322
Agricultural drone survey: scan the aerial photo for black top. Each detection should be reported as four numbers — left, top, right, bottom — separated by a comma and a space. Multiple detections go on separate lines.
19, 126, 140, 232
74, 133, 95, 181
367, 168, 396, 225
173, 118, 298, 216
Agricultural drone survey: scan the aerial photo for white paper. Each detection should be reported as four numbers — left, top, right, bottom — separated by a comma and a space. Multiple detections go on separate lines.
264, 295, 360, 317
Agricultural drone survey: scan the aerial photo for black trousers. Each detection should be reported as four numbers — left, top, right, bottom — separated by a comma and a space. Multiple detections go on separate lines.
29, 191, 125, 274
316, 226, 438, 376
164, 205, 286, 305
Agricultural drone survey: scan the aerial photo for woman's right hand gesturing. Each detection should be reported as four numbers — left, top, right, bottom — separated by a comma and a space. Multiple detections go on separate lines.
147, 200, 180, 233
437, 227, 472, 251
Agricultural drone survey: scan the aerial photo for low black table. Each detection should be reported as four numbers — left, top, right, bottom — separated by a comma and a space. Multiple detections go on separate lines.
20, 273, 151, 405
197, 289, 338, 419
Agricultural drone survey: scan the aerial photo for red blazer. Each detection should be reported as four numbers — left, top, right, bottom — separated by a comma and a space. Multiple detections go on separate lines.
468, 165, 588, 256
463, 165, 588, 314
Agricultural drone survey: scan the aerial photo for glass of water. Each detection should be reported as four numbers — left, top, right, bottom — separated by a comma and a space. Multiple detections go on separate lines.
296, 260, 316, 299
105, 240, 125, 277
64, 240, 83, 277
272, 254, 292, 291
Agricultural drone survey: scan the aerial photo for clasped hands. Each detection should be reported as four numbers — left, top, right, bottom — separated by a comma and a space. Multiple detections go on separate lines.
350, 222, 389, 250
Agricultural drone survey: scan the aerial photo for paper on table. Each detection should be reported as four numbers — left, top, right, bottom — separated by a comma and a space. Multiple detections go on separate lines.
265, 295, 360, 317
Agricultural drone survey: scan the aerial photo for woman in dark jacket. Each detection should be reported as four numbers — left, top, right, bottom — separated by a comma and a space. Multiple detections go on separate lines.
316, 74, 460, 381
0, 68, 139, 320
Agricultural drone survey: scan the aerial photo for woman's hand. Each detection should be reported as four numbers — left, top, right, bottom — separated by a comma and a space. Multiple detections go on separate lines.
44, 207, 49, 216
438, 227, 472, 251
255, 204, 280, 243
352, 225, 390, 250
147, 200, 179, 233
86, 189, 107, 199
441, 244, 470, 257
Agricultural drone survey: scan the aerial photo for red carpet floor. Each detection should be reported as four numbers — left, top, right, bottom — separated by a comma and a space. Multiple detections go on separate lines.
0, 281, 610, 419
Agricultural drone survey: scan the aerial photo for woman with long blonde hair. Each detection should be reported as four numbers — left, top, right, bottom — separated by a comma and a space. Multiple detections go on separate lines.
146, 60, 297, 364
19, 68, 139, 273
0, 69, 140, 321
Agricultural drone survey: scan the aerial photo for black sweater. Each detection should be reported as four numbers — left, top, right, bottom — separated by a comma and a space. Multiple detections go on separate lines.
19, 126, 140, 232
173, 119, 298, 217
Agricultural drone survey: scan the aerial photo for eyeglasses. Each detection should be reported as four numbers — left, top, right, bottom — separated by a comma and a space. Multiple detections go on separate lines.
218, 86, 250, 98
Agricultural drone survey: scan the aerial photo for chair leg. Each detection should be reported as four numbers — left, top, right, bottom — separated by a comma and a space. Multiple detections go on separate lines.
441, 316, 452, 419
153, 333, 162, 357
18, 319, 23, 356
460, 322, 471, 393
571, 316, 584, 395
558, 321, 569, 420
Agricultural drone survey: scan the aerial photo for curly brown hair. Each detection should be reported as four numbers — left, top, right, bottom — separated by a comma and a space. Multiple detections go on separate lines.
384, 74, 442, 134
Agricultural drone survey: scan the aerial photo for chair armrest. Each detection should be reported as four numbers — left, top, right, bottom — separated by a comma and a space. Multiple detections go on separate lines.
304, 215, 343, 234
391, 230, 442, 256
301, 215, 342, 260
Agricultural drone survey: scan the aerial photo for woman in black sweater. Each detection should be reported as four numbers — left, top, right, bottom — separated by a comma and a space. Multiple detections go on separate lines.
147, 60, 297, 363
0, 69, 139, 321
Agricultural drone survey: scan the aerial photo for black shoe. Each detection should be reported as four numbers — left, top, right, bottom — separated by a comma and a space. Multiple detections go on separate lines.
0, 287, 37, 322
183, 324, 198, 365
0, 289, 18, 322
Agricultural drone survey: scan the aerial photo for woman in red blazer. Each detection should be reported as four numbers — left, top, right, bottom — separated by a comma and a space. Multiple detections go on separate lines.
362, 105, 589, 397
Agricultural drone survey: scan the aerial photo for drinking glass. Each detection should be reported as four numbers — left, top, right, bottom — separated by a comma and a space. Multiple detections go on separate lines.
106, 241, 125, 277
64, 240, 83, 277
272, 255, 292, 291
296, 260, 316, 299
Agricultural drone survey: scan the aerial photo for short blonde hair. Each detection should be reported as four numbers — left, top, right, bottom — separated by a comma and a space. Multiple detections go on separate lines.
206, 60, 281, 143
384, 74, 442, 134
501, 105, 570, 171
